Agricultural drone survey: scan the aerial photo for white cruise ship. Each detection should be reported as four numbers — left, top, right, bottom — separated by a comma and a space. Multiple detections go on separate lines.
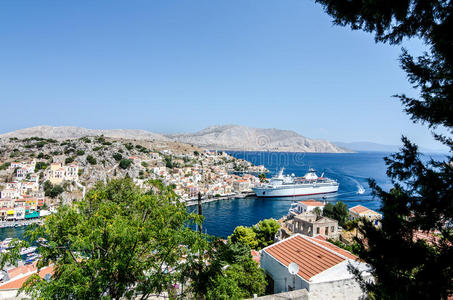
252, 168, 339, 198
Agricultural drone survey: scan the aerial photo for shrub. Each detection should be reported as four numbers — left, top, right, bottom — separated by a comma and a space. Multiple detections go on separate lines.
119, 159, 132, 169
141, 161, 148, 168
0, 162, 11, 171
65, 157, 74, 164
112, 153, 123, 161
34, 162, 48, 172
86, 155, 97, 165
76, 150, 85, 156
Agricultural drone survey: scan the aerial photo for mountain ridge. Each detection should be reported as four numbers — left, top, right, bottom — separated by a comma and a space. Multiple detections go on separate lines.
0, 125, 353, 153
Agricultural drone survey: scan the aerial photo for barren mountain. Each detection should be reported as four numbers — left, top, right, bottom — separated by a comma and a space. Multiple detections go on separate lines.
1, 125, 352, 153
168, 125, 352, 153
0, 126, 169, 141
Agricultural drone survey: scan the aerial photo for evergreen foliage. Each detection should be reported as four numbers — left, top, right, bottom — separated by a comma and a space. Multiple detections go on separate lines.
322, 201, 349, 227
316, 0, 453, 298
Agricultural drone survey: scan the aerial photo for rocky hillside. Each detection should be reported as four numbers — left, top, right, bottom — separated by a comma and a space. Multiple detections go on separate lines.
168, 125, 352, 153
0, 126, 169, 141
1, 125, 353, 153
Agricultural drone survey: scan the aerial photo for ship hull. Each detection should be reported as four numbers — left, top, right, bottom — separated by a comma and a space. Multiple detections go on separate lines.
252, 184, 339, 198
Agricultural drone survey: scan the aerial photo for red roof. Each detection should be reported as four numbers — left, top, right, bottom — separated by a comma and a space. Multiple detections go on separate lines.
263, 234, 356, 281
349, 205, 379, 215
0, 265, 54, 290
299, 200, 324, 206
309, 235, 357, 260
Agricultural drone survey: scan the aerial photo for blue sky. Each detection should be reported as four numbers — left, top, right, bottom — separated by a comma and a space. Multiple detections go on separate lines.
0, 0, 445, 150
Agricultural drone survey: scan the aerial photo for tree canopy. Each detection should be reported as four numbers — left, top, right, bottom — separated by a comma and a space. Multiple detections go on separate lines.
18, 178, 204, 299
316, 0, 453, 298
323, 201, 349, 227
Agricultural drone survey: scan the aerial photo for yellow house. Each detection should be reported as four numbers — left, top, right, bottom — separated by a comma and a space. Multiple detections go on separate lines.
46, 162, 79, 184
349, 205, 382, 227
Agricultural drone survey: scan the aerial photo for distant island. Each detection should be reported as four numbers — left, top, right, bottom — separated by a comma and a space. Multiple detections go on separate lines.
0, 125, 352, 153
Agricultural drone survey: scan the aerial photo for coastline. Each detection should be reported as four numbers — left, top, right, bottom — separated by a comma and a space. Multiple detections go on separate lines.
185, 192, 256, 206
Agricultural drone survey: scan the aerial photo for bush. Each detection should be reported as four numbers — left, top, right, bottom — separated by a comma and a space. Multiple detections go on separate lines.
93, 146, 102, 151
141, 161, 148, 168
34, 162, 49, 172
96, 135, 106, 144
76, 150, 85, 156
0, 162, 11, 171
119, 159, 132, 169
35, 141, 47, 148
124, 143, 134, 151
112, 153, 123, 161
65, 157, 74, 164
82, 137, 91, 143
86, 155, 97, 165
43, 181, 64, 198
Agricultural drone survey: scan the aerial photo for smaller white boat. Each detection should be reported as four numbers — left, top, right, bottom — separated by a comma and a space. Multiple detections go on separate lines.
357, 186, 365, 194
20, 246, 37, 256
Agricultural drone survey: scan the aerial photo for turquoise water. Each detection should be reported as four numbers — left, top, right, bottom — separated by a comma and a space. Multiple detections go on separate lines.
2, 151, 445, 240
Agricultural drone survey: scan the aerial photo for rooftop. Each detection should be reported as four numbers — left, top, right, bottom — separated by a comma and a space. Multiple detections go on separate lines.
263, 234, 357, 281
298, 200, 324, 206
349, 205, 380, 215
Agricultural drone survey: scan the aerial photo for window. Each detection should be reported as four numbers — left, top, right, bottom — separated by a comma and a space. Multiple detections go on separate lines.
316, 227, 320, 234
331, 226, 335, 232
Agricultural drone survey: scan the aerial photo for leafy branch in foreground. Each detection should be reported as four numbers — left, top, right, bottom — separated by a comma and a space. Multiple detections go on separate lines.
17, 178, 204, 299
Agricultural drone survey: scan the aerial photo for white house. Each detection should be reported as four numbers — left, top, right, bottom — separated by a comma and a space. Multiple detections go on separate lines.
293, 200, 325, 214
260, 234, 371, 300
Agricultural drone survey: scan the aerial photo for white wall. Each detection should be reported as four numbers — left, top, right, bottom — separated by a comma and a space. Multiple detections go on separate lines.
261, 251, 309, 294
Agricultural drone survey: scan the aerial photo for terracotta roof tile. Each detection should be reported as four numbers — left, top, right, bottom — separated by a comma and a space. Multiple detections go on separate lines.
349, 205, 372, 214
1, 266, 53, 290
264, 235, 346, 280
298, 200, 324, 206
309, 236, 358, 260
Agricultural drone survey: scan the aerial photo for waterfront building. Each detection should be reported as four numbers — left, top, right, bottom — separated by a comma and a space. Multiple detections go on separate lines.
233, 179, 250, 193
260, 234, 370, 299
296, 200, 325, 214
348, 205, 382, 226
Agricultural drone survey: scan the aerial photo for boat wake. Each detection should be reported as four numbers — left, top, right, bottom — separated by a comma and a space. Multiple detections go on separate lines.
349, 177, 365, 194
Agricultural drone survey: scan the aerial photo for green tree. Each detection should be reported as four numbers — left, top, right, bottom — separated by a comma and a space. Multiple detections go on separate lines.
253, 218, 280, 249
188, 240, 266, 299
86, 155, 96, 165
76, 149, 85, 156
65, 157, 74, 164
112, 152, 123, 161
316, 0, 453, 298
229, 226, 258, 249
17, 178, 203, 299
119, 158, 132, 169
322, 201, 348, 227
258, 173, 266, 183
313, 206, 322, 217
332, 201, 348, 227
